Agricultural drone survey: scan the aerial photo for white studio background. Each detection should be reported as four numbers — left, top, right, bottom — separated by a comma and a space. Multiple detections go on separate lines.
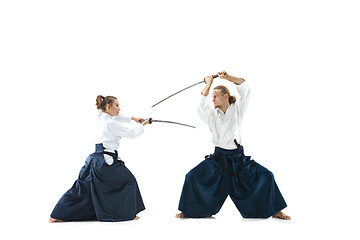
1, 0, 359, 239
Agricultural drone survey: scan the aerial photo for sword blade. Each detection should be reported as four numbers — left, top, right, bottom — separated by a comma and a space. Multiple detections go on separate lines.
151, 119, 196, 128
151, 80, 204, 108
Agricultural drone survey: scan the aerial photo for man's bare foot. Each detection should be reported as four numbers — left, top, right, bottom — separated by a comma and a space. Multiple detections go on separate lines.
133, 216, 140, 220
272, 211, 291, 220
48, 217, 63, 223
175, 212, 186, 218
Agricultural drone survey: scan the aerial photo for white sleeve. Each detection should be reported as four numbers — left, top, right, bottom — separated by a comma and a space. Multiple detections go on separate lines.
198, 95, 213, 124
235, 81, 251, 117
108, 121, 144, 138
112, 114, 132, 123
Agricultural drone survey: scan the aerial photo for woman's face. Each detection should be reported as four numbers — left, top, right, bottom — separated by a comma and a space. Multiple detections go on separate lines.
106, 99, 120, 116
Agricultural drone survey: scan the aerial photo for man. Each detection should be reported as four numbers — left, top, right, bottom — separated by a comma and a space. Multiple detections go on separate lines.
176, 71, 290, 220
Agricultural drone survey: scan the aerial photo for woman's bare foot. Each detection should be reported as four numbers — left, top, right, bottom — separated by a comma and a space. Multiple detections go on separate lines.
272, 211, 291, 220
48, 217, 63, 223
175, 212, 186, 218
133, 216, 140, 220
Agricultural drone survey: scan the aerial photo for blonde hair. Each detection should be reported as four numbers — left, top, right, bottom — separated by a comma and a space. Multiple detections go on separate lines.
213, 85, 237, 104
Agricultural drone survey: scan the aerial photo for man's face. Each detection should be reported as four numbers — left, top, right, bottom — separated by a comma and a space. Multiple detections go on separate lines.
212, 89, 227, 108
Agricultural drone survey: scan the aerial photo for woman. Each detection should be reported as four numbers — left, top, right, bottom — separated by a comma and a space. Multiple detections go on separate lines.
49, 95, 150, 222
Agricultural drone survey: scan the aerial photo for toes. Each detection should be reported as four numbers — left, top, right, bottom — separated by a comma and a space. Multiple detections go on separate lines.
272, 212, 291, 220
175, 212, 186, 218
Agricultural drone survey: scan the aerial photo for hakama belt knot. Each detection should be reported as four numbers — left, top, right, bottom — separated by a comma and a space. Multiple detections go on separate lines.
95, 143, 125, 165
209, 147, 252, 182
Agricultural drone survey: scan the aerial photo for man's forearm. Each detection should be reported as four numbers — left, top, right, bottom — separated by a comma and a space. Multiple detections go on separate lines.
225, 75, 245, 85
201, 83, 212, 96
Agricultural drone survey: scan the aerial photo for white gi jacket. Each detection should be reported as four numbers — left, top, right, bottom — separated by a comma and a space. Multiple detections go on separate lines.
95, 112, 144, 165
198, 81, 251, 150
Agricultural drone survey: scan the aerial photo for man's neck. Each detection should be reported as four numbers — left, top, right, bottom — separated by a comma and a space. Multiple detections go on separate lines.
219, 104, 229, 114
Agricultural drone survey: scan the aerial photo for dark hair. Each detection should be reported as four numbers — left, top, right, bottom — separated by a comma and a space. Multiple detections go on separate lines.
213, 85, 237, 104
96, 95, 117, 111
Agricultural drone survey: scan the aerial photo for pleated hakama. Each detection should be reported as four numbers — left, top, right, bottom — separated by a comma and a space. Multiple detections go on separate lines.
178, 146, 287, 218
50, 144, 145, 222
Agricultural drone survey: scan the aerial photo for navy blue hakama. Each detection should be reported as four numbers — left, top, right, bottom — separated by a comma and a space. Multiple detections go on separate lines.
178, 146, 287, 218
50, 144, 145, 222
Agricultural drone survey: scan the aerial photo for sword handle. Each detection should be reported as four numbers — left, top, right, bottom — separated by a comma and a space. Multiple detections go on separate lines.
203, 74, 219, 82
140, 118, 153, 124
